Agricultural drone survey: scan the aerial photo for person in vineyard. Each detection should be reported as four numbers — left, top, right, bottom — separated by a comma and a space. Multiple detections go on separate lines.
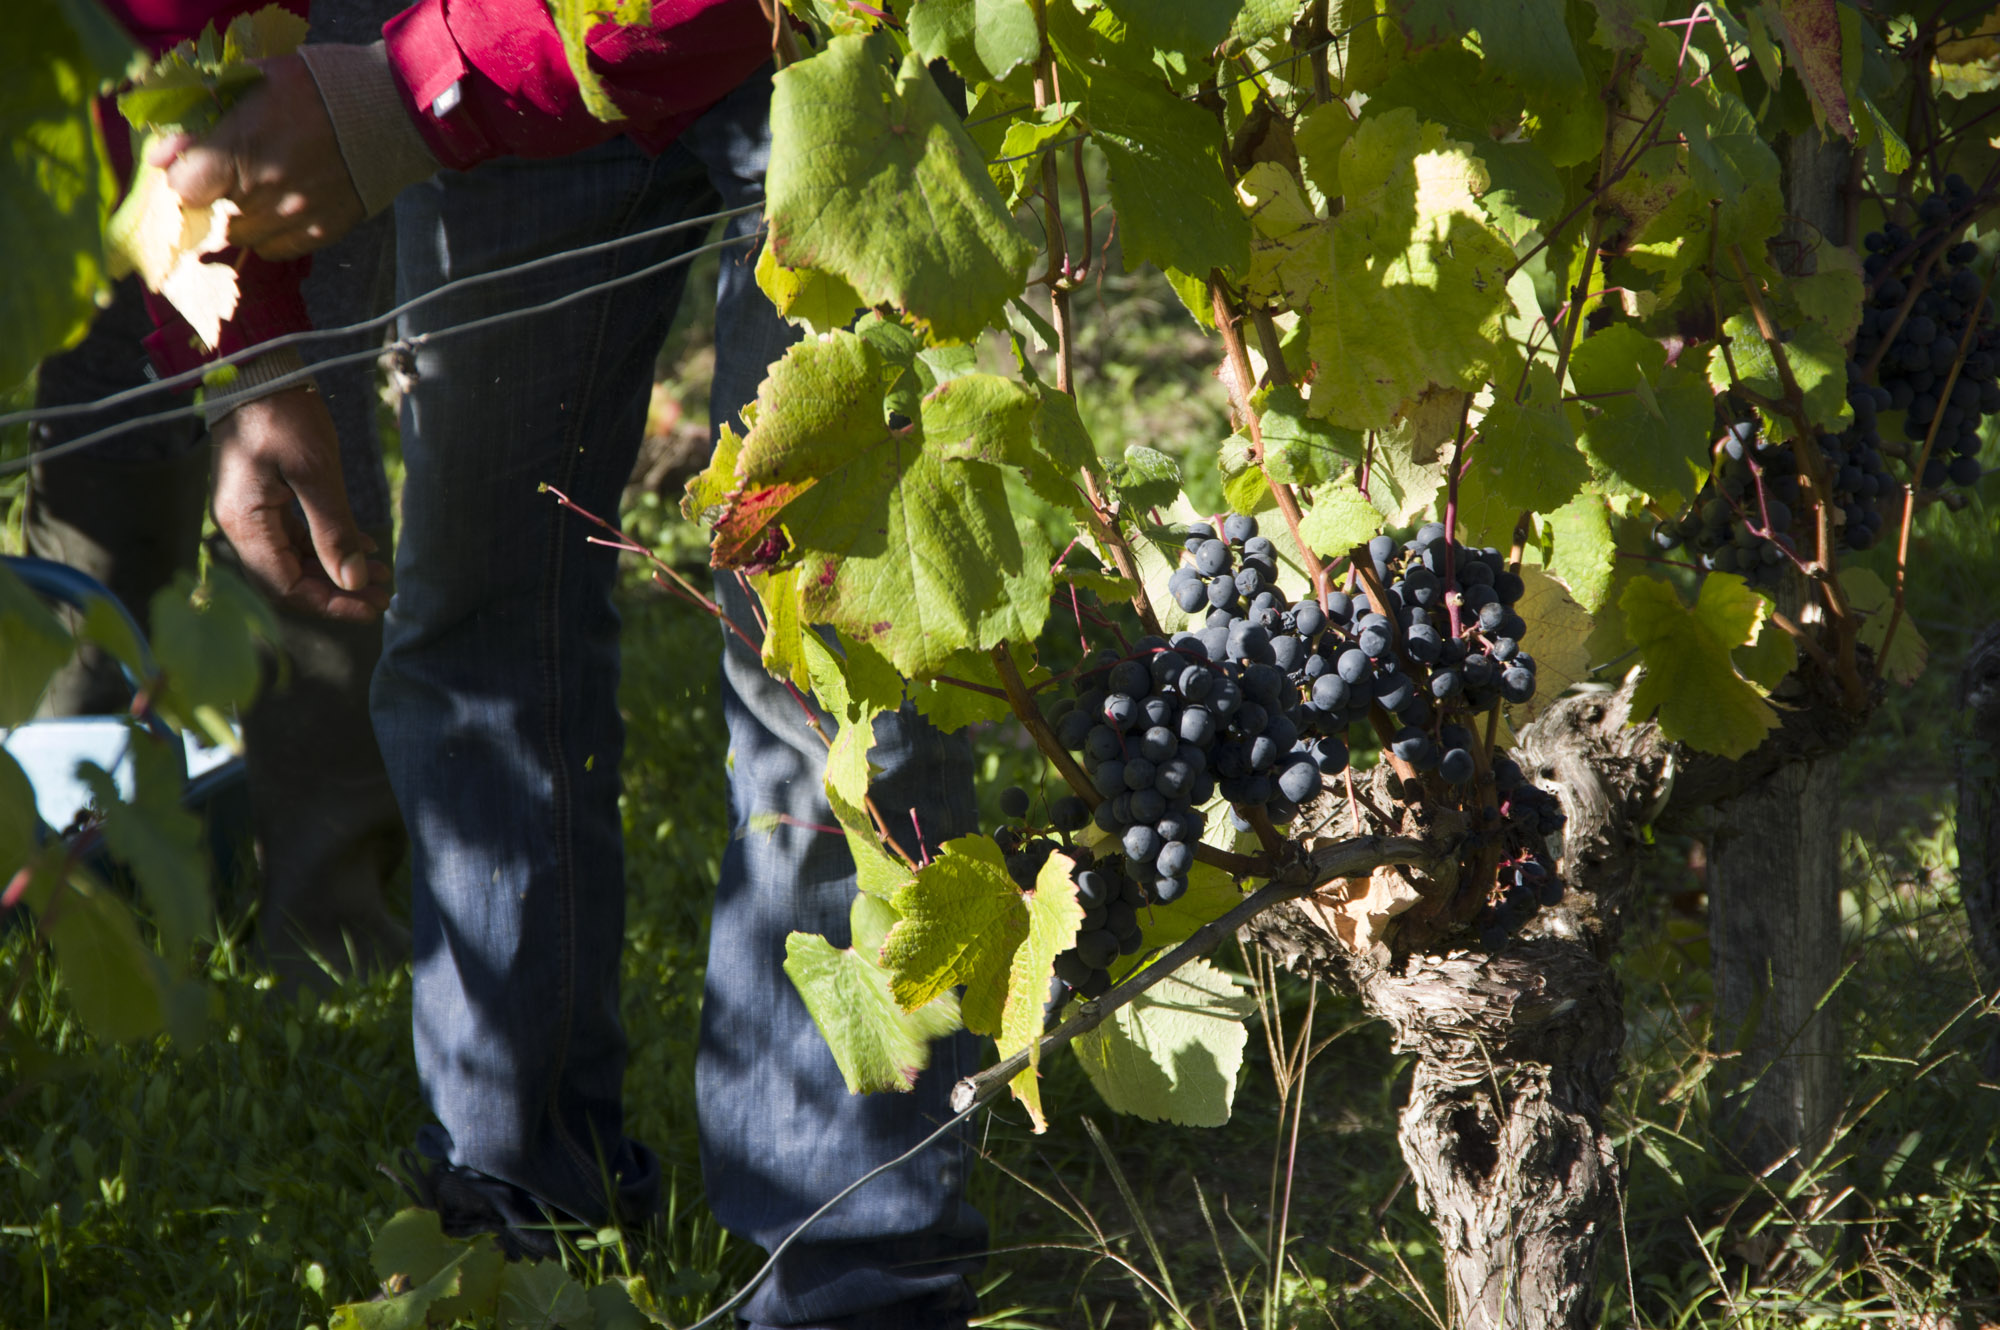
26, 0, 409, 990
124, 0, 990, 1323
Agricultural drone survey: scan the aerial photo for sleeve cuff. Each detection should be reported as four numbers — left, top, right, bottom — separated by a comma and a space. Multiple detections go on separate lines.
299, 41, 440, 216
201, 349, 316, 426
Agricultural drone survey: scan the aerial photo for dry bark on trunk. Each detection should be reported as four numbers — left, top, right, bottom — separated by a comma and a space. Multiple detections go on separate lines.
1247, 686, 1669, 1329
1245, 671, 1874, 1328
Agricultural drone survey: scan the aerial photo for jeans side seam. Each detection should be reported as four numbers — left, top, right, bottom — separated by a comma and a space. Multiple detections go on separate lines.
538, 159, 660, 1212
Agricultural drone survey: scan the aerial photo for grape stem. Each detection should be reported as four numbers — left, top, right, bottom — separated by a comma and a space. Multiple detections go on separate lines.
1207, 276, 1332, 608
1883, 251, 2000, 665
948, 833, 1437, 1114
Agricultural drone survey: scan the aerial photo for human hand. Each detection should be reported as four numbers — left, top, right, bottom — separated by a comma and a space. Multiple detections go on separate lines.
210, 386, 390, 621
149, 52, 364, 261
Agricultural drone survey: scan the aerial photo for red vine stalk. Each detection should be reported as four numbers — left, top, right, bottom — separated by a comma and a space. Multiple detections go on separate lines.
1881, 254, 2000, 664
548, 485, 920, 869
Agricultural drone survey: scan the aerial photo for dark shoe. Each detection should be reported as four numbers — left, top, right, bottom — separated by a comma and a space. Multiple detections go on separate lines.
383, 1149, 586, 1263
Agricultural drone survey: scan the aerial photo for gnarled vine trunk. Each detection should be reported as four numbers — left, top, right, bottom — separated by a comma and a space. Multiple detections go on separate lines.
1247, 673, 1873, 1328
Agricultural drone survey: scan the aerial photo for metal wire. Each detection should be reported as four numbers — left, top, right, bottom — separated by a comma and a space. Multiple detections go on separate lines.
0, 200, 764, 433
0, 227, 763, 474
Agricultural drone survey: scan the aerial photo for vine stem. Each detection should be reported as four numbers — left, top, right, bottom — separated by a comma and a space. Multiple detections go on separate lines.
988, 644, 1267, 878
1881, 253, 2000, 664
1720, 247, 1870, 712
1207, 275, 1329, 603
948, 833, 1436, 1112
1036, 55, 1160, 638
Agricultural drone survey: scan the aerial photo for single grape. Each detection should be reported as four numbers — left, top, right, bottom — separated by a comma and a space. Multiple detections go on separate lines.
999, 785, 1030, 819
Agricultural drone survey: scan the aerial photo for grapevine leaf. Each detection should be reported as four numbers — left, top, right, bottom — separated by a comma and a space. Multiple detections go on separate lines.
750, 567, 813, 694
1292, 101, 1355, 202
1733, 608, 1798, 691
150, 569, 276, 725
1239, 162, 1323, 308
999, 852, 1086, 1131
1570, 326, 1714, 501
729, 333, 1056, 675
0, 560, 73, 726
1076, 60, 1250, 278
1841, 567, 1927, 685
1454, 365, 1588, 545
1710, 313, 1849, 436
1298, 484, 1385, 559
80, 739, 209, 959
1540, 493, 1617, 613
329, 1251, 469, 1330
1583, 0, 1659, 49
1073, 957, 1253, 1127
1623, 573, 1779, 758
1110, 445, 1183, 514
0, 750, 34, 884
784, 933, 964, 1094
44, 870, 169, 1044
371, 1210, 505, 1326
1791, 247, 1865, 346
1132, 860, 1244, 954
907, 646, 1023, 732
1232, 0, 1293, 44
1366, 46, 1562, 240
1853, 88, 1910, 174
755, 243, 864, 336
768, 35, 1035, 343
1099, 0, 1242, 55
823, 720, 875, 828
1506, 565, 1593, 723
835, 631, 909, 716
923, 373, 1042, 469
1260, 386, 1363, 485
106, 159, 241, 350
906, 0, 1041, 85
882, 836, 1028, 1034
732, 333, 897, 487
548, 0, 653, 122
495, 1259, 593, 1330
683, 421, 744, 522
1662, 87, 1785, 274
1775, 0, 1854, 138
1031, 384, 1099, 477
1305, 110, 1516, 431
1364, 434, 1448, 527
990, 106, 1079, 206
1392, 0, 1587, 102
783, 438, 1055, 679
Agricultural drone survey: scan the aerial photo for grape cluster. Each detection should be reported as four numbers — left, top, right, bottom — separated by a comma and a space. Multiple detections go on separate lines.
1033, 514, 1565, 985
1652, 420, 1809, 577
1859, 178, 1993, 494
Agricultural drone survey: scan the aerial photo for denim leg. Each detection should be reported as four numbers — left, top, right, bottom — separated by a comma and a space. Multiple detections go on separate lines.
378, 133, 725, 1225
687, 100, 989, 1330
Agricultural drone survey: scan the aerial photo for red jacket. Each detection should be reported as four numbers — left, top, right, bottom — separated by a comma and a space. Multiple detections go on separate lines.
108, 0, 773, 377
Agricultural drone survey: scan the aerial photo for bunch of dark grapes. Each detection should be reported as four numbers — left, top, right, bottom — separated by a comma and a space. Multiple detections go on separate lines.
1036, 514, 1565, 987
993, 788, 1147, 999
1858, 177, 1993, 494
1652, 420, 1811, 576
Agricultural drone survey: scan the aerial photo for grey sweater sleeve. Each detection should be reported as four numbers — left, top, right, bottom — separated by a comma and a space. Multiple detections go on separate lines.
298, 41, 440, 218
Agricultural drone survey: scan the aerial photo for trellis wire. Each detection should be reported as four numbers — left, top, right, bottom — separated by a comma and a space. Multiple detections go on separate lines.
1, 227, 763, 475
0, 200, 764, 434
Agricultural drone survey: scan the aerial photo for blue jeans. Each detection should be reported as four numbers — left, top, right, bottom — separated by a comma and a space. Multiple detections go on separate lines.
377, 67, 986, 1327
